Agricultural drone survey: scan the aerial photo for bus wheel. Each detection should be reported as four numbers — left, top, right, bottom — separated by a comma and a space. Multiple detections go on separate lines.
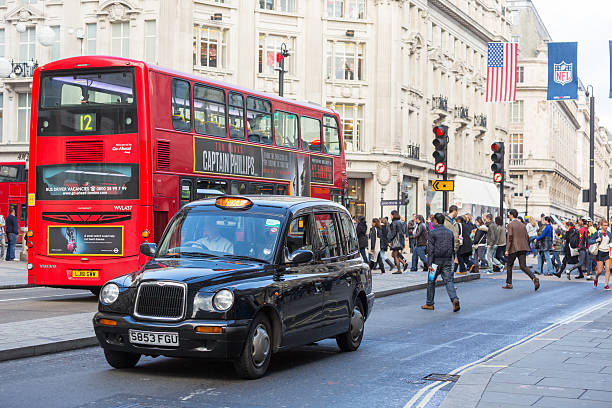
90, 288, 101, 297
104, 349, 141, 369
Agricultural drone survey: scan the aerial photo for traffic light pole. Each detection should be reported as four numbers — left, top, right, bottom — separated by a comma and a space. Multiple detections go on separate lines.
443, 171, 448, 211
500, 175, 504, 223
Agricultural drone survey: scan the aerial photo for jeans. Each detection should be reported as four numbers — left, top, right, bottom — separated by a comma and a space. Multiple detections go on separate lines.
528, 236, 537, 256
486, 245, 503, 269
359, 248, 368, 264
537, 250, 554, 275
473, 246, 485, 268
0, 234, 5, 259
457, 253, 474, 272
411, 246, 427, 271
495, 245, 507, 264
552, 250, 562, 269
426, 259, 458, 306
6, 233, 16, 261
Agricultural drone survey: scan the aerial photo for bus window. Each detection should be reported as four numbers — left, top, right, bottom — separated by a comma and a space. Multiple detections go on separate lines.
228, 92, 245, 140
171, 79, 192, 132
246, 96, 272, 145
250, 183, 274, 195
300, 117, 322, 152
276, 184, 288, 196
194, 84, 226, 138
323, 115, 341, 155
9, 203, 18, 220
274, 111, 298, 149
231, 181, 249, 195
20, 204, 27, 223
195, 179, 227, 200
180, 179, 192, 207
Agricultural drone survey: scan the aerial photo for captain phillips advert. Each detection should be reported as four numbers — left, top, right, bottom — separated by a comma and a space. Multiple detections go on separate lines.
47, 226, 124, 256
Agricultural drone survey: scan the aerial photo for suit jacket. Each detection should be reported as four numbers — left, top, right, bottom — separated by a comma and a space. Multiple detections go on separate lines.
506, 219, 531, 255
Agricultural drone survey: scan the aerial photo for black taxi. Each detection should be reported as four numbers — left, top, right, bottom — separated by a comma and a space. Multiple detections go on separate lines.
93, 196, 374, 379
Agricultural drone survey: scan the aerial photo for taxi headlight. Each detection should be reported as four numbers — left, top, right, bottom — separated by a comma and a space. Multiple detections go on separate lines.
212, 289, 234, 311
100, 283, 120, 305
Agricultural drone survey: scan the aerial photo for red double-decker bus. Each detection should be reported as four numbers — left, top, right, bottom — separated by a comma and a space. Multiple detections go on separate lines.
27, 56, 346, 291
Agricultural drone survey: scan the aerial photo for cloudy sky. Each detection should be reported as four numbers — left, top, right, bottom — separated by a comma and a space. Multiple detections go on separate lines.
531, 0, 612, 128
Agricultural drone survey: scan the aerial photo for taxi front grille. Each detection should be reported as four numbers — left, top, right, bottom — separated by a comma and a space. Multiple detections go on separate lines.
134, 282, 186, 321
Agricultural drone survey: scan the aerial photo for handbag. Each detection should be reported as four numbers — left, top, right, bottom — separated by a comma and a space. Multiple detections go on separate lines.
570, 247, 579, 257
457, 223, 464, 246
589, 234, 600, 256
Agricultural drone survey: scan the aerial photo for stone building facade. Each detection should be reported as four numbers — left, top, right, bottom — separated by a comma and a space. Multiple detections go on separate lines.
0, 0, 515, 220
506, 0, 611, 220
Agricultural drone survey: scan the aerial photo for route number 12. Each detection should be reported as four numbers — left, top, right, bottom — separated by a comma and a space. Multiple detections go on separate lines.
76, 113, 96, 132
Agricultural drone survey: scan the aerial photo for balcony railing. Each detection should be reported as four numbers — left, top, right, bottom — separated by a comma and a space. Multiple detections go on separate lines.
6, 60, 38, 78
510, 158, 525, 166
407, 143, 420, 160
432, 95, 448, 112
455, 106, 470, 121
474, 114, 487, 128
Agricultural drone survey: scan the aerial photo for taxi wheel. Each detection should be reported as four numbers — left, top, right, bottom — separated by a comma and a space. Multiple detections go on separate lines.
104, 349, 141, 369
233, 314, 272, 379
336, 299, 365, 352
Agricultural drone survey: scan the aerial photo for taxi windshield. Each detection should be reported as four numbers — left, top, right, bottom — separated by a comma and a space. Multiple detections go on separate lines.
157, 208, 283, 263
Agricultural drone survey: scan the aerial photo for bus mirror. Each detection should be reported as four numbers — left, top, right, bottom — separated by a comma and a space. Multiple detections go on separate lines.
139, 242, 157, 257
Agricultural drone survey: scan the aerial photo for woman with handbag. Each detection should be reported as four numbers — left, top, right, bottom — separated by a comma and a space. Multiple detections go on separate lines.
556, 222, 579, 279
534, 216, 555, 275
591, 219, 612, 290
356, 216, 369, 264
369, 218, 386, 272
388, 210, 408, 273
472, 217, 487, 272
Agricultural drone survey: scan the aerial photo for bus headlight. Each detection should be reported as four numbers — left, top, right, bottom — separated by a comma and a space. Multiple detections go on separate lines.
212, 289, 234, 311
100, 283, 120, 305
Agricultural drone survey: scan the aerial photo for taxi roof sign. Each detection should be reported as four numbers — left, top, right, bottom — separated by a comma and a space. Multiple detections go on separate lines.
215, 196, 253, 210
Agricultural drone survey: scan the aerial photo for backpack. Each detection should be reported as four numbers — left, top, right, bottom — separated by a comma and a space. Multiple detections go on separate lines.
568, 229, 579, 249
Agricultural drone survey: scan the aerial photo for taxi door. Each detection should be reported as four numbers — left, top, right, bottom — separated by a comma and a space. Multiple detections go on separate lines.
279, 210, 325, 348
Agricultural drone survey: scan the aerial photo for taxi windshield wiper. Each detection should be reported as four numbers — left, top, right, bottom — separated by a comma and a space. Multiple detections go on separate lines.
177, 251, 220, 259
224, 254, 269, 264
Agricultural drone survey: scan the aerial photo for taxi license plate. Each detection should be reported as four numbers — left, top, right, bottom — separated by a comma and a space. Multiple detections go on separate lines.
72, 270, 99, 278
128, 330, 179, 347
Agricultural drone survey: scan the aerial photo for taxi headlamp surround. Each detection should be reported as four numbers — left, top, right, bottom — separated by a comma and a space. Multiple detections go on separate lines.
212, 289, 234, 311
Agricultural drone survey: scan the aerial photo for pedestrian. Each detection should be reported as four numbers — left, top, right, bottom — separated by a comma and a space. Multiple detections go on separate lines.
5, 208, 18, 261
464, 214, 476, 237
494, 215, 507, 268
551, 225, 563, 271
421, 213, 461, 312
0, 214, 6, 260
380, 218, 396, 271
407, 215, 416, 253
535, 216, 555, 275
356, 216, 368, 264
472, 216, 487, 273
388, 210, 408, 273
443, 205, 460, 254
526, 217, 538, 256
410, 215, 428, 272
455, 216, 474, 275
427, 214, 435, 231
556, 221, 579, 279
591, 219, 611, 290
586, 217, 597, 279
503, 209, 540, 291
369, 218, 386, 272
484, 213, 503, 272
567, 217, 589, 279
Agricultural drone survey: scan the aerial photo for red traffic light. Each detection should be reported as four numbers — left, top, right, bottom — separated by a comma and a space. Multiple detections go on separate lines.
491, 142, 502, 152
433, 125, 448, 136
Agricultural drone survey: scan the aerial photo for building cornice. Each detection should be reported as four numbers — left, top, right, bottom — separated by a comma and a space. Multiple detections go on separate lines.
427, 0, 505, 43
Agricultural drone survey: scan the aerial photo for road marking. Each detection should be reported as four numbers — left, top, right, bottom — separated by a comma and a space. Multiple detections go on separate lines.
0, 292, 91, 302
404, 296, 612, 408
400, 333, 480, 361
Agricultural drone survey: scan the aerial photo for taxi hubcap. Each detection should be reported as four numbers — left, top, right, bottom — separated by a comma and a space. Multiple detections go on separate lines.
350, 306, 364, 342
251, 324, 270, 368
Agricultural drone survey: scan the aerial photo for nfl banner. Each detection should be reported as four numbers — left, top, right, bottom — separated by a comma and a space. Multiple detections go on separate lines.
547, 42, 578, 100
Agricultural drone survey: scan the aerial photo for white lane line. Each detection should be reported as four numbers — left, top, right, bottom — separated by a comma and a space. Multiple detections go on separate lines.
404, 296, 612, 408
0, 292, 91, 302
400, 333, 480, 362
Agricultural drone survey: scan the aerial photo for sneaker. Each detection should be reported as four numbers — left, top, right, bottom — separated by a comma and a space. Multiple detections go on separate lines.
452, 299, 460, 312
605, 286, 611, 291
421, 304, 434, 310
485, 270, 493, 275
586, 275, 593, 281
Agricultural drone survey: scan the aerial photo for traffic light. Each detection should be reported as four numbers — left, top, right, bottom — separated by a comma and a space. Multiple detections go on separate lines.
401, 191, 409, 205
490, 142, 504, 183
432, 126, 448, 174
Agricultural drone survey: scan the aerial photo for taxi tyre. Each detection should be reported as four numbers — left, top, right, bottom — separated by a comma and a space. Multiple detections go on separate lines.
233, 313, 272, 379
336, 298, 365, 352
104, 349, 141, 369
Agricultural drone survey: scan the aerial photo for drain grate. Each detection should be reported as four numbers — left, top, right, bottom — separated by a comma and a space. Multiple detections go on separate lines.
422, 373, 460, 382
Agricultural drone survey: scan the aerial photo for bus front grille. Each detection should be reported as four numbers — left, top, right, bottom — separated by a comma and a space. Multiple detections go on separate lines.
66, 140, 104, 162
134, 282, 186, 321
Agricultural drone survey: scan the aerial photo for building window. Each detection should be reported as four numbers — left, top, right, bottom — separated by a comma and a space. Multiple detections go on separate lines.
17, 93, 31, 142
0, 29, 4, 58
258, 34, 295, 76
328, 103, 363, 152
327, 0, 365, 19
85, 23, 96, 54
509, 100, 523, 123
111, 22, 129, 57
509, 133, 523, 161
50, 26, 60, 61
259, 0, 296, 13
193, 26, 227, 69
326, 41, 364, 81
144, 20, 156, 62
517, 66, 524, 83
347, 178, 365, 218
19, 27, 36, 61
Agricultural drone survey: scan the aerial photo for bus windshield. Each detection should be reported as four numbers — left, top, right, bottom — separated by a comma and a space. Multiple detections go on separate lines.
37, 69, 138, 136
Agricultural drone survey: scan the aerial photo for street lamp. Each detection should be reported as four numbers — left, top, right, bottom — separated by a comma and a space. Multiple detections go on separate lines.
275, 43, 290, 97
380, 187, 385, 219
586, 84, 595, 220
524, 189, 531, 216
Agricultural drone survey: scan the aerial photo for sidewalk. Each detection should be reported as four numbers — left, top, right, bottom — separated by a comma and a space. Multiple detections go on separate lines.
0, 268, 479, 363
0, 247, 29, 289
440, 298, 612, 408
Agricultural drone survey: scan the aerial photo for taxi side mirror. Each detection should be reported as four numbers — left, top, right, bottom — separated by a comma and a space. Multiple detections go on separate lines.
287, 249, 313, 264
139, 242, 157, 257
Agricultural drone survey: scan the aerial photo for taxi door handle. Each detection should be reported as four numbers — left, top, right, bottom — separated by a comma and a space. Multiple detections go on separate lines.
314, 281, 323, 294
345, 276, 352, 285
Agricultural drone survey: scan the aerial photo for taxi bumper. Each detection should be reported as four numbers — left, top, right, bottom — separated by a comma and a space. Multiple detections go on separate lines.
93, 312, 250, 360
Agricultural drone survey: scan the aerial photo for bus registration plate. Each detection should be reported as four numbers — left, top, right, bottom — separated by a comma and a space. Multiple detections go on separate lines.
128, 330, 179, 347
72, 270, 99, 278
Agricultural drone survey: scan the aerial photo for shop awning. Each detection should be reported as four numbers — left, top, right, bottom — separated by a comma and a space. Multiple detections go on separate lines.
453, 176, 500, 208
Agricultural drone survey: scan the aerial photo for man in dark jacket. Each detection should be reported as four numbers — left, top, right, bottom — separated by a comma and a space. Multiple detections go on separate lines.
5, 208, 18, 261
410, 215, 428, 271
422, 213, 460, 312
356, 216, 368, 264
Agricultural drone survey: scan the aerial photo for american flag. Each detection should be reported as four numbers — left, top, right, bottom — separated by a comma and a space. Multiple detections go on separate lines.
486, 42, 518, 102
